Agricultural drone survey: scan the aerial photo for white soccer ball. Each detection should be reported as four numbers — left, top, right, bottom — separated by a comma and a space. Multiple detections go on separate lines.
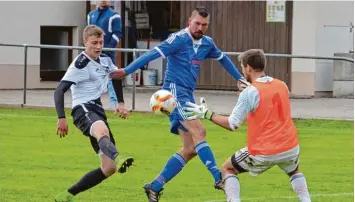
150, 89, 177, 115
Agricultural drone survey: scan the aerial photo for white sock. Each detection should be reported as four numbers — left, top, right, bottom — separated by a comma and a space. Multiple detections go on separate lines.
290, 173, 311, 202
224, 174, 241, 202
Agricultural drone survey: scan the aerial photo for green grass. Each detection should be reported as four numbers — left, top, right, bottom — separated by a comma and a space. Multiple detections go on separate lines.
0, 108, 353, 202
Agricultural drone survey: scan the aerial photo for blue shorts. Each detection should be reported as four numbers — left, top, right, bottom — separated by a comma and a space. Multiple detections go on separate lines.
162, 82, 195, 135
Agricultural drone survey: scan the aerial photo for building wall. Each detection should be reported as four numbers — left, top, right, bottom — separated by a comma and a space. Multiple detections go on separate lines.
181, 1, 293, 91
291, 1, 317, 96
291, 1, 354, 96
0, 1, 86, 89
314, 1, 354, 92
0, 1, 353, 96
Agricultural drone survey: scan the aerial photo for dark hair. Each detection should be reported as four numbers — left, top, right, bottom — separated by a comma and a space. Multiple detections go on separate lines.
192, 7, 209, 18
238, 49, 267, 72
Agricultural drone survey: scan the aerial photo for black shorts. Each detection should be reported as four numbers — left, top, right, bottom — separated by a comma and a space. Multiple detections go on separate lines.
71, 103, 115, 154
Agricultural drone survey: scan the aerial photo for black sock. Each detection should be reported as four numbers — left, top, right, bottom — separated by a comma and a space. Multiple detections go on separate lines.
68, 168, 107, 196
98, 136, 119, 161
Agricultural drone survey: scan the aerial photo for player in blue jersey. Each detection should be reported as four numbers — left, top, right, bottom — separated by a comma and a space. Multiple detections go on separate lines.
112, 7, 247, 202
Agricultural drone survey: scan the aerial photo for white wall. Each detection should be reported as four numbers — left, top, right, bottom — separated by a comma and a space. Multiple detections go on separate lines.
291, 1, 318, 96
0, 1, 86, 65
292, 1, 317, 73
291, 1, 354, 95
315, 1, 354, 91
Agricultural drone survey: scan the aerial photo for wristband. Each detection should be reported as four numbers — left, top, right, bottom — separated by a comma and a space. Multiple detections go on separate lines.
205, 110, 214, 120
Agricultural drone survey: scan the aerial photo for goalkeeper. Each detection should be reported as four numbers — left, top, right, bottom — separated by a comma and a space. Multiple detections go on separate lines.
184, 49, 311, 202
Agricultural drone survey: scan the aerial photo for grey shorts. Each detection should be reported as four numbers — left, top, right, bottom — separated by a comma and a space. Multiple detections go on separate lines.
231, 145, 300, 176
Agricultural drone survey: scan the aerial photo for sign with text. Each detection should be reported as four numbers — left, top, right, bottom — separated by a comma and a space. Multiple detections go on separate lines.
266, 1, 286, 23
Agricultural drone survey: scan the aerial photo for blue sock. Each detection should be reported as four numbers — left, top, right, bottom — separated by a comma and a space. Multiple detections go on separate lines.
151, 153, 186, 191
195, 141, 221, 183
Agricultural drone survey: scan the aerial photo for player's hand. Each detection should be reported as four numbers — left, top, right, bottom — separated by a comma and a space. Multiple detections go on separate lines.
183, 97, 214, 120
114, 102, 129, 119
57, 118, 68, 138
110, 69, 126, 80
237, 78, 250, 92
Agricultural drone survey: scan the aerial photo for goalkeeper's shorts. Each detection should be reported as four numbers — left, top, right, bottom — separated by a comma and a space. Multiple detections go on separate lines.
162, 82, 195, 135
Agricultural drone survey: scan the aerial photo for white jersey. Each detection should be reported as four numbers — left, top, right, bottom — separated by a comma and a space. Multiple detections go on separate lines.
61, 51, 118, 108
228, 76, 289, 130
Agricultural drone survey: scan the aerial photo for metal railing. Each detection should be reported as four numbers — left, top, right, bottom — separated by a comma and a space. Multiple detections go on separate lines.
0, 42, 354, 110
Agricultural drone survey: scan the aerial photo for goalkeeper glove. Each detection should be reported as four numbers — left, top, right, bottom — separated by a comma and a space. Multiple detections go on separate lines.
183, 97, 214, 120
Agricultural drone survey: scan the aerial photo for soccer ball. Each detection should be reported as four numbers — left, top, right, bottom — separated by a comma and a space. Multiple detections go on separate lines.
150, 90, 177, 115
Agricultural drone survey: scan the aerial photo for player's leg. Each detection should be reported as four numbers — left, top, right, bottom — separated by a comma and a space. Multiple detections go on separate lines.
180, 119, 222, 188
144, 129, 197, 202
171, 82, 222, 187
90, 120, 119, 160
65, 140, 110, 197
146, 129, 196, 191
278, 146, 311, 202
55, 108, 133, 201
91, 121, 134, 172
220, 148, 249, 202
57, 137, 113, 200
63, 131, 133, 198
222, 147, 274, 202
287, 167, 311, 202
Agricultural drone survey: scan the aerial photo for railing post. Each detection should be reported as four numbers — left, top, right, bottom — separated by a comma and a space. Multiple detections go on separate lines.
23, 44, 28, 106
132, 49, 137, 111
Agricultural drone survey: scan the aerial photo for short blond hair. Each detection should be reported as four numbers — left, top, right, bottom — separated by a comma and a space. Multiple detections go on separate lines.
83, 25, 104, 40
238, 49, 267, 72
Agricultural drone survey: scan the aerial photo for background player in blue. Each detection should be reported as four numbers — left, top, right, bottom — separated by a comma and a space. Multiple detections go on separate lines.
112, 7, 246, 202
87, 0, 127, 115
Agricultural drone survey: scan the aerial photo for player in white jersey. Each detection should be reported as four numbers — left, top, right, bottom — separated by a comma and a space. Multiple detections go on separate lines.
53, 25, 134, 202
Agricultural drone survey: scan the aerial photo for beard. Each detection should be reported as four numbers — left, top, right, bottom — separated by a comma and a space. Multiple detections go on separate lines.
191, 32, 203, 40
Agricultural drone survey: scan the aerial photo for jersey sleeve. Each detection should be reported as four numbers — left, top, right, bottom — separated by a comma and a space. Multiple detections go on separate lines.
155, 33, 186, 58
228, 86, 260, 130
61, 66, 89, 84
206, 40, 224, 60
107, 57, 118, 73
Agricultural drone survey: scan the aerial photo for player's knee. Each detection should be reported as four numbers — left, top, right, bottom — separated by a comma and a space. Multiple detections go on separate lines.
222, 158, 239, 175
199, 126, 206, 137
287, 166, 300, 177
91, 121, 109, 140
191, 126, 206, 142
222, 161, 230, 173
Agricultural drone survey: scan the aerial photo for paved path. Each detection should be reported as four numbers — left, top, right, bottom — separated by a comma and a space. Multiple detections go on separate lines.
0, 89, 353, 120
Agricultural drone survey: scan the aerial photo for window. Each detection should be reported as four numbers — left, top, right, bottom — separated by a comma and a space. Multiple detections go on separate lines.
40, 26, 73, 81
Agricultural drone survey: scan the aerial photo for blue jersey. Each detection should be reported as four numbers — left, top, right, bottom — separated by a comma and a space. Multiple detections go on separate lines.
87, 8, 122, 49
155, 28, 224, 90
124, 28, 243, 135
124, 28, 242, 90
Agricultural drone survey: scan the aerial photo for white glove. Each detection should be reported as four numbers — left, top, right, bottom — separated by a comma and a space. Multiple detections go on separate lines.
183, 97, 214, 120
238, 78, 250, 91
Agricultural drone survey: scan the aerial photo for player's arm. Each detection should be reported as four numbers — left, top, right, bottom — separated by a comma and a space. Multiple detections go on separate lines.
54, 80, 74, 138
54, 81, 74, 119
109, 65, 125, 104
107, 14, 122, 48
184, 88, 259, 131
123, 49, 162, 75
207, 42, 243, 81
109, 61, 129, 119
54, 58, 90, 136
87, 11, 92, 25
115, 33, 184, 77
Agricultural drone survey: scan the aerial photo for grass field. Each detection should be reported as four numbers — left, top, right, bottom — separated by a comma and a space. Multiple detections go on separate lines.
0, 108, 353, 202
